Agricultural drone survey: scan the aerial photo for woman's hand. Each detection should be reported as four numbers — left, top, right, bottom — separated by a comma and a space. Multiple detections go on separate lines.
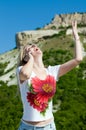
72, 21, 79, 40
24, 47, 34, 62
23, 51, 34, 64
29, 52, 34, 61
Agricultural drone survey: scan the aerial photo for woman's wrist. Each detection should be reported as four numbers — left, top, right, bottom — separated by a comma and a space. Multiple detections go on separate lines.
75, 37, 80, 41
74, 33, 80, 41
74, 35, 80, 41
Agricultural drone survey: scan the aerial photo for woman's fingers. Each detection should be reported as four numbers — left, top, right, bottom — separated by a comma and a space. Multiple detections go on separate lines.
72, 20, 77, 28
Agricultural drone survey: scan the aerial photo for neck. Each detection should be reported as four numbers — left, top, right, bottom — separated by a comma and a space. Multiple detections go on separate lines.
33, 57, 44, 69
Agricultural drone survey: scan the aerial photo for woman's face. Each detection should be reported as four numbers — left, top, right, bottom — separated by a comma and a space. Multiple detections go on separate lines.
24, 44, 42, 57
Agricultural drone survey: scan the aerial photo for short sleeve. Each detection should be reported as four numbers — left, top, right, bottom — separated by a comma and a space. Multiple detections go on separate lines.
47, 65, 61, 81
16, 66, 23, 86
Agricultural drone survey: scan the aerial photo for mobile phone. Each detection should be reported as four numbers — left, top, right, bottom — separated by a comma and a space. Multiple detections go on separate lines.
23, 54, 30, 63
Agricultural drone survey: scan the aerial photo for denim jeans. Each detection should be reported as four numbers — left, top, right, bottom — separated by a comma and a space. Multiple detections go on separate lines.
18, 119, 56, 130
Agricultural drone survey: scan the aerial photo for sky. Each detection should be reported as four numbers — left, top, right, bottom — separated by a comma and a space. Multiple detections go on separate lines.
0, 0, 86, 54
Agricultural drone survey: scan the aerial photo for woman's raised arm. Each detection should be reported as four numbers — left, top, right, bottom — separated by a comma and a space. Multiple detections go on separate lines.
58, 21, 83, 77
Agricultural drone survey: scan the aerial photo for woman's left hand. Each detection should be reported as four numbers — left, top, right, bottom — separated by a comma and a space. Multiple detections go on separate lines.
72, 20, 79, 40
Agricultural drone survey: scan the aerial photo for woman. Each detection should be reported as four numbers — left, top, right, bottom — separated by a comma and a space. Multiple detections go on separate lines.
17, 21, 83, 130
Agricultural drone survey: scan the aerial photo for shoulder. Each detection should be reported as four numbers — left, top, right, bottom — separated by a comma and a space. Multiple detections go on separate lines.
16, 66, 23, 73
47, 65, 61, 80
47, 65, 61, 72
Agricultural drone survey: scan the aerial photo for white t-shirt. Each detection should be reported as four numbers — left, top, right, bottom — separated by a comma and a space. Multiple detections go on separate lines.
16, 65, 60, 121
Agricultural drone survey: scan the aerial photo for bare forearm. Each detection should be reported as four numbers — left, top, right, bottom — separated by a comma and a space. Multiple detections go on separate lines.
74, 36, 83, 62
20, 58, 34, 80
72, 21, 83, 62
59, 21, 83, 77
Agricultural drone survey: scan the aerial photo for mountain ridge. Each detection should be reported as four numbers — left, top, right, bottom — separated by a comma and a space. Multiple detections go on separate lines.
0, 12, 86, 85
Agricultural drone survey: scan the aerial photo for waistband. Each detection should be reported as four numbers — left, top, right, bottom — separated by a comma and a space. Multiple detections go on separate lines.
21, 118, 54, 127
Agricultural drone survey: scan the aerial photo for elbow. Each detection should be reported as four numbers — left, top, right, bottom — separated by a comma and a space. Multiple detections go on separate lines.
20, 70, 30, 80
75, 57, 83, 63
23, 72, 30, 79
24, 73, 30, 79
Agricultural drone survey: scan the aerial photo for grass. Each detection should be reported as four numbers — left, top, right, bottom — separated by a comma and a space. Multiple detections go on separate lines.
39, 35, 75, 56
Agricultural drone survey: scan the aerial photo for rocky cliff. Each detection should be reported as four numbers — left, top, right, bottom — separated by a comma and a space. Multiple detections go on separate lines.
16, 13, 86, 48
0, 12, 86, 86
44, 12, 86, 29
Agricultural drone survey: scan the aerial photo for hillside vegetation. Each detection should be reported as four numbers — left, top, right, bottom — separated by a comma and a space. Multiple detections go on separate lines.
0, 23, 86, 130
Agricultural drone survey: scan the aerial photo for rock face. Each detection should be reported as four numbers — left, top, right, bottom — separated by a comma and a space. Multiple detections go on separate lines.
44, 12, 86, 29
16, 30, 59, 48
15, 13, 86, 48
0, 12, 86, 86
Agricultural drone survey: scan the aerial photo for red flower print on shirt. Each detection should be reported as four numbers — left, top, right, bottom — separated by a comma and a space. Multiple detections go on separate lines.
27, 92, 48, 112
27, 75, 56, 112
32, 75, 56, 102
